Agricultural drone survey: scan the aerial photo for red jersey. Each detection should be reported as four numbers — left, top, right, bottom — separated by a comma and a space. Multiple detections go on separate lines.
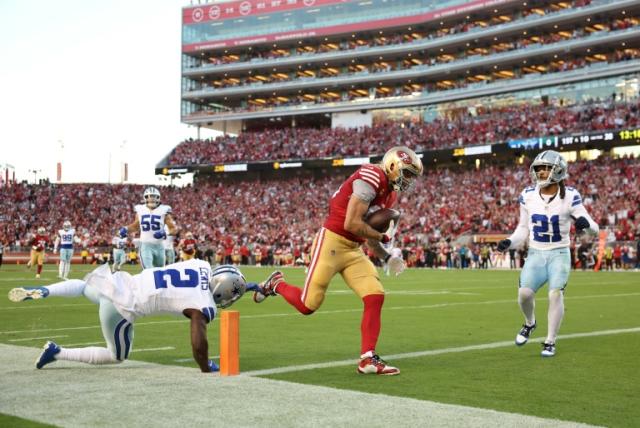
181, 238, 197, 255
30, 234, 50, 252
323, 164, 397, 243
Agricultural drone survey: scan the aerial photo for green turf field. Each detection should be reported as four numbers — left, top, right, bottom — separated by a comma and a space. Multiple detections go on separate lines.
0, 263, 638, 427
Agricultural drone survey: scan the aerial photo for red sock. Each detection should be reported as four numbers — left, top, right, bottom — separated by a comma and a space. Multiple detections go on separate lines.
361, 294, 384, 355
37, 264, 43, 275
276, 282, 314, 315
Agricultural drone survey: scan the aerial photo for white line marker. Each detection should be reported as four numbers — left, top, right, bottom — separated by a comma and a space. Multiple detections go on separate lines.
9, 335, 69, 342
131, 346, 175, 353
1, 292, 639, 336
244, 326, 640, 376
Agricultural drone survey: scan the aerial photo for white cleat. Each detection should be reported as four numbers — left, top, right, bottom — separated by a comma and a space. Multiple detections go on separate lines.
515, 323, 536, 346
541, 342, 556, 357
8, 287, 49, 302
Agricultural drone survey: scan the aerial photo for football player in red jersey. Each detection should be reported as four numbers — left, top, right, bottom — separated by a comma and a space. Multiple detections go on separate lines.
29, 227, 51, 279
255, 146, 423, 375
178, 232, 198, 261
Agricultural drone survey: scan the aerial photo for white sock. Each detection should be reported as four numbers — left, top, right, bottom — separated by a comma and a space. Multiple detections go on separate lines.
58, 262, 64, 277
518, 287, 536, 326
546, 290, 564, 344
63, 262, 70, 278
58, 347, 120, 365
45, 279, 86, 298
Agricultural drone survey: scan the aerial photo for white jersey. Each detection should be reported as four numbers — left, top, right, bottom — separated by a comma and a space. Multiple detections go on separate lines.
57, 228, 76, 250
85, 259, 215, 323
134, 204, 172, 244
163, 224, 175, 251
112, 236, 128, 250
508, 185, 599, 251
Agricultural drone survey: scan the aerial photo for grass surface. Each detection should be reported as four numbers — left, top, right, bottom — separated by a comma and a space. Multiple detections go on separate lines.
1, 263, 638, 427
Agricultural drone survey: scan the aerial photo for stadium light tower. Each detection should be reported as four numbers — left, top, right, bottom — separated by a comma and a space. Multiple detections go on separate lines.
29, 169, 42, 184
120, 140, 128, 183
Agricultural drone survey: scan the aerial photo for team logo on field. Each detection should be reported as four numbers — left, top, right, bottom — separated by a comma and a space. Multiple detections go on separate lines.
192, 7, 204, 22
239, 1, 252, 15
398, 151, 412, 164
209, 5, 221, 20
303, 0, 316, 6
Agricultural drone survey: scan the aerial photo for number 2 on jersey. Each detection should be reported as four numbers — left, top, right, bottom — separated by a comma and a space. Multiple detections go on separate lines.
531, 214, 561, 242
153, 269, 199, 289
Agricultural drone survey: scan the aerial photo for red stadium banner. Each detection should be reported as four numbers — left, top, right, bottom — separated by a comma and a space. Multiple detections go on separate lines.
183, 0, 511, 51
593, 230, 608, 272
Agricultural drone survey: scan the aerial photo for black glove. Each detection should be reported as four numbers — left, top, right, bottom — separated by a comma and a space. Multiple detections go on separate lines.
497, 239, 511, 252
574, 216, 590, 232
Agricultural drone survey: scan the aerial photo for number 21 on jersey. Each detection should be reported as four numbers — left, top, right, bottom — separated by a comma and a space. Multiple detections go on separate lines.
531, 214, 561, 242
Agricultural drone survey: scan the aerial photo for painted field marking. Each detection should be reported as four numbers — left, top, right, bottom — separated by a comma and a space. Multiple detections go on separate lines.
244, 326, 640, 376
9, 334, 69, 342
1, 292, 639, 336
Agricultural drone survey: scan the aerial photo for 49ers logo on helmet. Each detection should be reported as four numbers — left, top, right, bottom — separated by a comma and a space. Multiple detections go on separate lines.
397, 151, 412, 164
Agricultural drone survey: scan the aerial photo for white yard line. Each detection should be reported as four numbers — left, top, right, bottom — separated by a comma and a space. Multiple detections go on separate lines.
242, 326, 640, 376
9, 334, 69, 342
1, 292, 639, 336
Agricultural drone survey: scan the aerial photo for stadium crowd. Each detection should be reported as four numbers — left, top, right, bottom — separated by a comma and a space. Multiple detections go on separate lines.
1, 156, 638, 269
168, 98, 640, 165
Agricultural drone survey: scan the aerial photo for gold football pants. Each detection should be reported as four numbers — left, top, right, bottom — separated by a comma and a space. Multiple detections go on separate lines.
302, 228, 383, 311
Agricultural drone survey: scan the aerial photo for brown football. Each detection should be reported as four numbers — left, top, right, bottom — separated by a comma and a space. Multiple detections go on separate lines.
365, 208, 401, 233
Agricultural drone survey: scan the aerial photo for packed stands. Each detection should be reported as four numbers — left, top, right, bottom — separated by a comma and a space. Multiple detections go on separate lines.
167, 98, 640, 166
2, 157, 638, 266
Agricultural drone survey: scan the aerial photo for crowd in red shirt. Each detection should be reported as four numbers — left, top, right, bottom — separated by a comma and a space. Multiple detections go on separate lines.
1, 157, 638, 262
167, 99, 640, 166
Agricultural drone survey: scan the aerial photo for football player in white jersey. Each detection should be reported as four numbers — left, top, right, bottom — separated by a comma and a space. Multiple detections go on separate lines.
111, 232, 128, 272
53, 221, 75, 280
8, 263, 261, 373
497, 150, 599, 357
119, 187, 177, 269
163, 224, 177, 265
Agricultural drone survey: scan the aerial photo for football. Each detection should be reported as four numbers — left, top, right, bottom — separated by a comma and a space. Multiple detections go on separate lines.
365, 208, 401, 233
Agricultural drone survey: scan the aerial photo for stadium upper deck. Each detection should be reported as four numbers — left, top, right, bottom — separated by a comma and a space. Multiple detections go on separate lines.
181, 0, 640, 133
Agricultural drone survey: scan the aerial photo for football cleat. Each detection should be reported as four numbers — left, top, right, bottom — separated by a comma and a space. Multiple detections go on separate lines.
35, 341, 61, 369
541, 342, 556, 357
515, 322, 536, 346
8, 287, 49, 302
252, 271, 284, 303
357, 352, 400, 375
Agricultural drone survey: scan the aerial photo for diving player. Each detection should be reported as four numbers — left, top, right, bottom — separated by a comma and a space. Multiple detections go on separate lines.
54, 221, 75, 280
497, 150, 599, 357
119, 187, 177, 269
8, 262, 261, 373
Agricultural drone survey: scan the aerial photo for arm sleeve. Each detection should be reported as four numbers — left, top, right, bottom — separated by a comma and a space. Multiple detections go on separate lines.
508, 204, 530, 249
352, 179, 377, 202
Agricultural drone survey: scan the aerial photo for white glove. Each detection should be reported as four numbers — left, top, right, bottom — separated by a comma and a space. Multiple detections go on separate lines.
386, 255, 405, 277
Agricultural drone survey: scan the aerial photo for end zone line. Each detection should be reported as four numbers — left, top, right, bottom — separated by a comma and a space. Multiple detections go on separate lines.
243, 326, 640, 377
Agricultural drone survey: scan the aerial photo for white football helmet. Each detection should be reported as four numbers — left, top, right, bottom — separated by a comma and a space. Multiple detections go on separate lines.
63, 220, 72, 231
143, 186, 161, 208
382, 146, 423, 192
530, 150, 568, 187
210, 265, 247, 309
